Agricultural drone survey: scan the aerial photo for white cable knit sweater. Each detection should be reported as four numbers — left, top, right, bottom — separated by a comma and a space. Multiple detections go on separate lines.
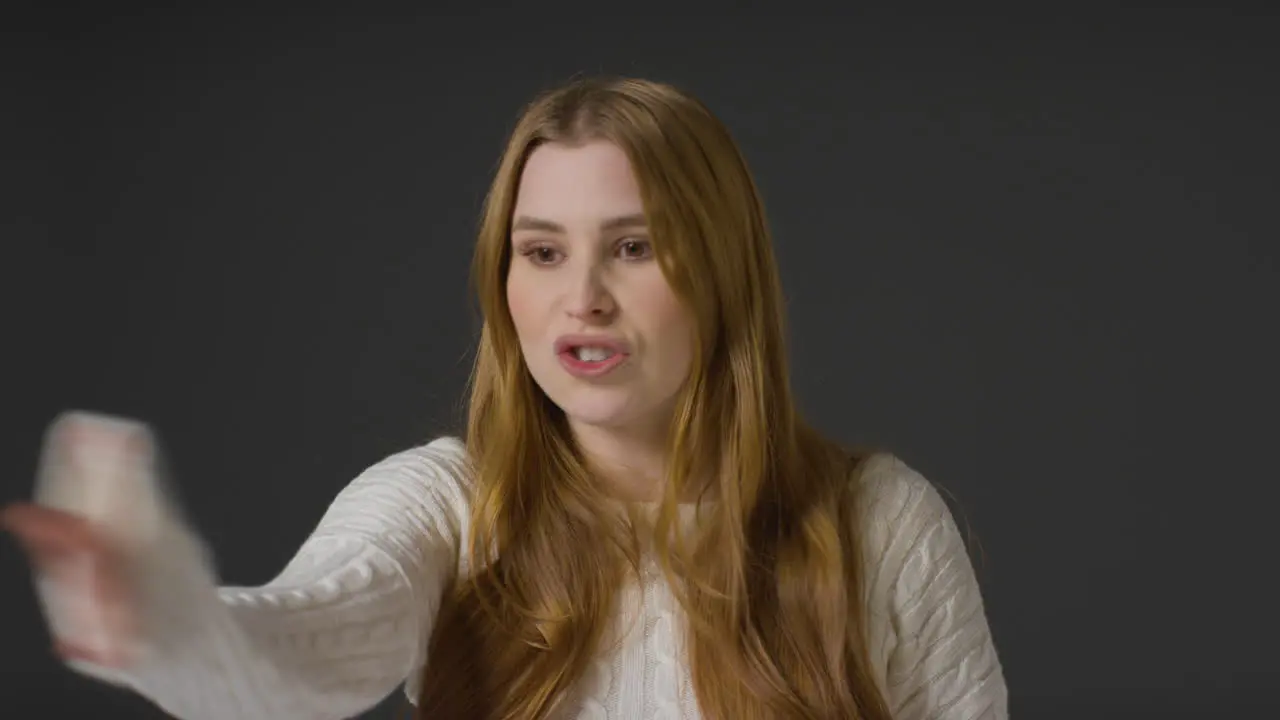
57, 436, 1007, 719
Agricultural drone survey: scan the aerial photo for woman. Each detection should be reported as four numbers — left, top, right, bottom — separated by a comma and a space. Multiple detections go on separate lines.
3, 77, 1007, 719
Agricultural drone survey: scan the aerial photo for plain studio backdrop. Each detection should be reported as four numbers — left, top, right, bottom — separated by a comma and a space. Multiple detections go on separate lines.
2, 9, 1276, 719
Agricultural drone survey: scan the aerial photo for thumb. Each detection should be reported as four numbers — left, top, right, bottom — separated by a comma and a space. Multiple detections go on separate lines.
2, 503, 100, 562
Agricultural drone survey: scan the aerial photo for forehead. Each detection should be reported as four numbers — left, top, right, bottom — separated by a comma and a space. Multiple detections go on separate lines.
513, 140, 644, 219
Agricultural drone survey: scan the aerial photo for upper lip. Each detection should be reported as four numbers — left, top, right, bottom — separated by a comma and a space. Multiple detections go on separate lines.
554, 334, 632, 354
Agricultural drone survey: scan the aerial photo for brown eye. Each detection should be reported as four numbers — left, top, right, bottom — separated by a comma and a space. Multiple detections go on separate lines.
519, 244, 562, 266
618, 238, 652, 261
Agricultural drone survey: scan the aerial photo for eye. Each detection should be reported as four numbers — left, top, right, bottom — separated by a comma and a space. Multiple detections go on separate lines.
616, 237, 653, 261
517, 243, 563, 266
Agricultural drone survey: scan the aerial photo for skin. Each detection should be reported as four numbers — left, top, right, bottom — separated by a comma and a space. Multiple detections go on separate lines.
2, 503, 132, 665
506, 140, 696, 501
2, 415, 141, 667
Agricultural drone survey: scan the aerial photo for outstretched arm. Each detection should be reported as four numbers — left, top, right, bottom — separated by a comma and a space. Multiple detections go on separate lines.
18, 419, 472, 720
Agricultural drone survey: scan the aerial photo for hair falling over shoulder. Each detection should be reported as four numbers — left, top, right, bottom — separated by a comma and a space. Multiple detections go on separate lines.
415, 77, 895, 720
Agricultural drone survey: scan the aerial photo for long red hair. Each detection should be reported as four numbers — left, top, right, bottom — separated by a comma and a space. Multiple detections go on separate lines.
416, 76, 893, 720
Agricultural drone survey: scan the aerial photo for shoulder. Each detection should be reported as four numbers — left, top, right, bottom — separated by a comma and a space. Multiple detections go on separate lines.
352, 434, 475, 505
847, 454, 1008, 715
852, 452, 953, 537
848, 453, 999, 663
316, 435, 475, 540
358, 435, 472, 484
848, 452, 971, 593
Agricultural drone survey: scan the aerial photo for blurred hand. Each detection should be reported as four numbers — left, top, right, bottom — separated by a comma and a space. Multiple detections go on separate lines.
3, 502, 136, 667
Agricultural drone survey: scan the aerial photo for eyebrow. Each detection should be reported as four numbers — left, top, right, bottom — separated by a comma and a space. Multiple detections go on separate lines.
510, 212, 648, 233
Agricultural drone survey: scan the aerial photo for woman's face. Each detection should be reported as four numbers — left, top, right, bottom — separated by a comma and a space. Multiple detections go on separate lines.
506, 140, 696, 440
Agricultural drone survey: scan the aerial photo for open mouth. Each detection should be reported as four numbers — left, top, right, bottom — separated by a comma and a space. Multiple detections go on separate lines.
558, 344, 628, 376
569, 346, 617, 362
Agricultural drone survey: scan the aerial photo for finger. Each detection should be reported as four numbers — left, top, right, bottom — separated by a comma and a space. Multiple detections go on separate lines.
2, 503, 94, 539
2, 510, 118, 581
54, 637, 101, 663
53, 637, 129, 668
2, 503, 100, 552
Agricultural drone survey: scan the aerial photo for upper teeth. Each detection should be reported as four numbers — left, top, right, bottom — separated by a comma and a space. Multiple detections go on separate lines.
574, 346, 615, 362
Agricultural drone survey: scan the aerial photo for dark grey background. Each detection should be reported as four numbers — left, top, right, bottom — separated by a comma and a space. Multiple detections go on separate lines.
3, 8, 1276, 719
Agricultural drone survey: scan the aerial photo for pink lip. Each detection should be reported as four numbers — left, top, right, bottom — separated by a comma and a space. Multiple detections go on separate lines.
554, 334, 632, 378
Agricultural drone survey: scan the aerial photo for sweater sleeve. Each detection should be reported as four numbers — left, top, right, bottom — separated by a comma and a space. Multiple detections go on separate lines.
56, 436, 473, 720
859, 455, 1009, 720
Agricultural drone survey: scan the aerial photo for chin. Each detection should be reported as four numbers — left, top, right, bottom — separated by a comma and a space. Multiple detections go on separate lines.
546, 385, 641, 429
558, 401, 637, 430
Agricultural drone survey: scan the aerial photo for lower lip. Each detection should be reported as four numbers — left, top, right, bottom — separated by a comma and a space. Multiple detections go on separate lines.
558, 350, 629, 378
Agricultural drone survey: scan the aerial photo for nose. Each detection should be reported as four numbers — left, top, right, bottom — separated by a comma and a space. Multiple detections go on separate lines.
564, 263, 616, 323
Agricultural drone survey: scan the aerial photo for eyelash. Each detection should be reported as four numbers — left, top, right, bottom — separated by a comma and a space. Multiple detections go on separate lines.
517, 237, 653, 266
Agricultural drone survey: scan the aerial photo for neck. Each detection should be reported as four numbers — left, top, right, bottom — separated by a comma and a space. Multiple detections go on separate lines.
570, 418, 669, 502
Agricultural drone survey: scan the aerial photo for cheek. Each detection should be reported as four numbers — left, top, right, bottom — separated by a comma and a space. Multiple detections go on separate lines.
505, 272, 540, 341
637, 279, 696, 367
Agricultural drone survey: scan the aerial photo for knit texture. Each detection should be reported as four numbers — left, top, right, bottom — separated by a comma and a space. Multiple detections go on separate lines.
55, 436, 1007, 719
